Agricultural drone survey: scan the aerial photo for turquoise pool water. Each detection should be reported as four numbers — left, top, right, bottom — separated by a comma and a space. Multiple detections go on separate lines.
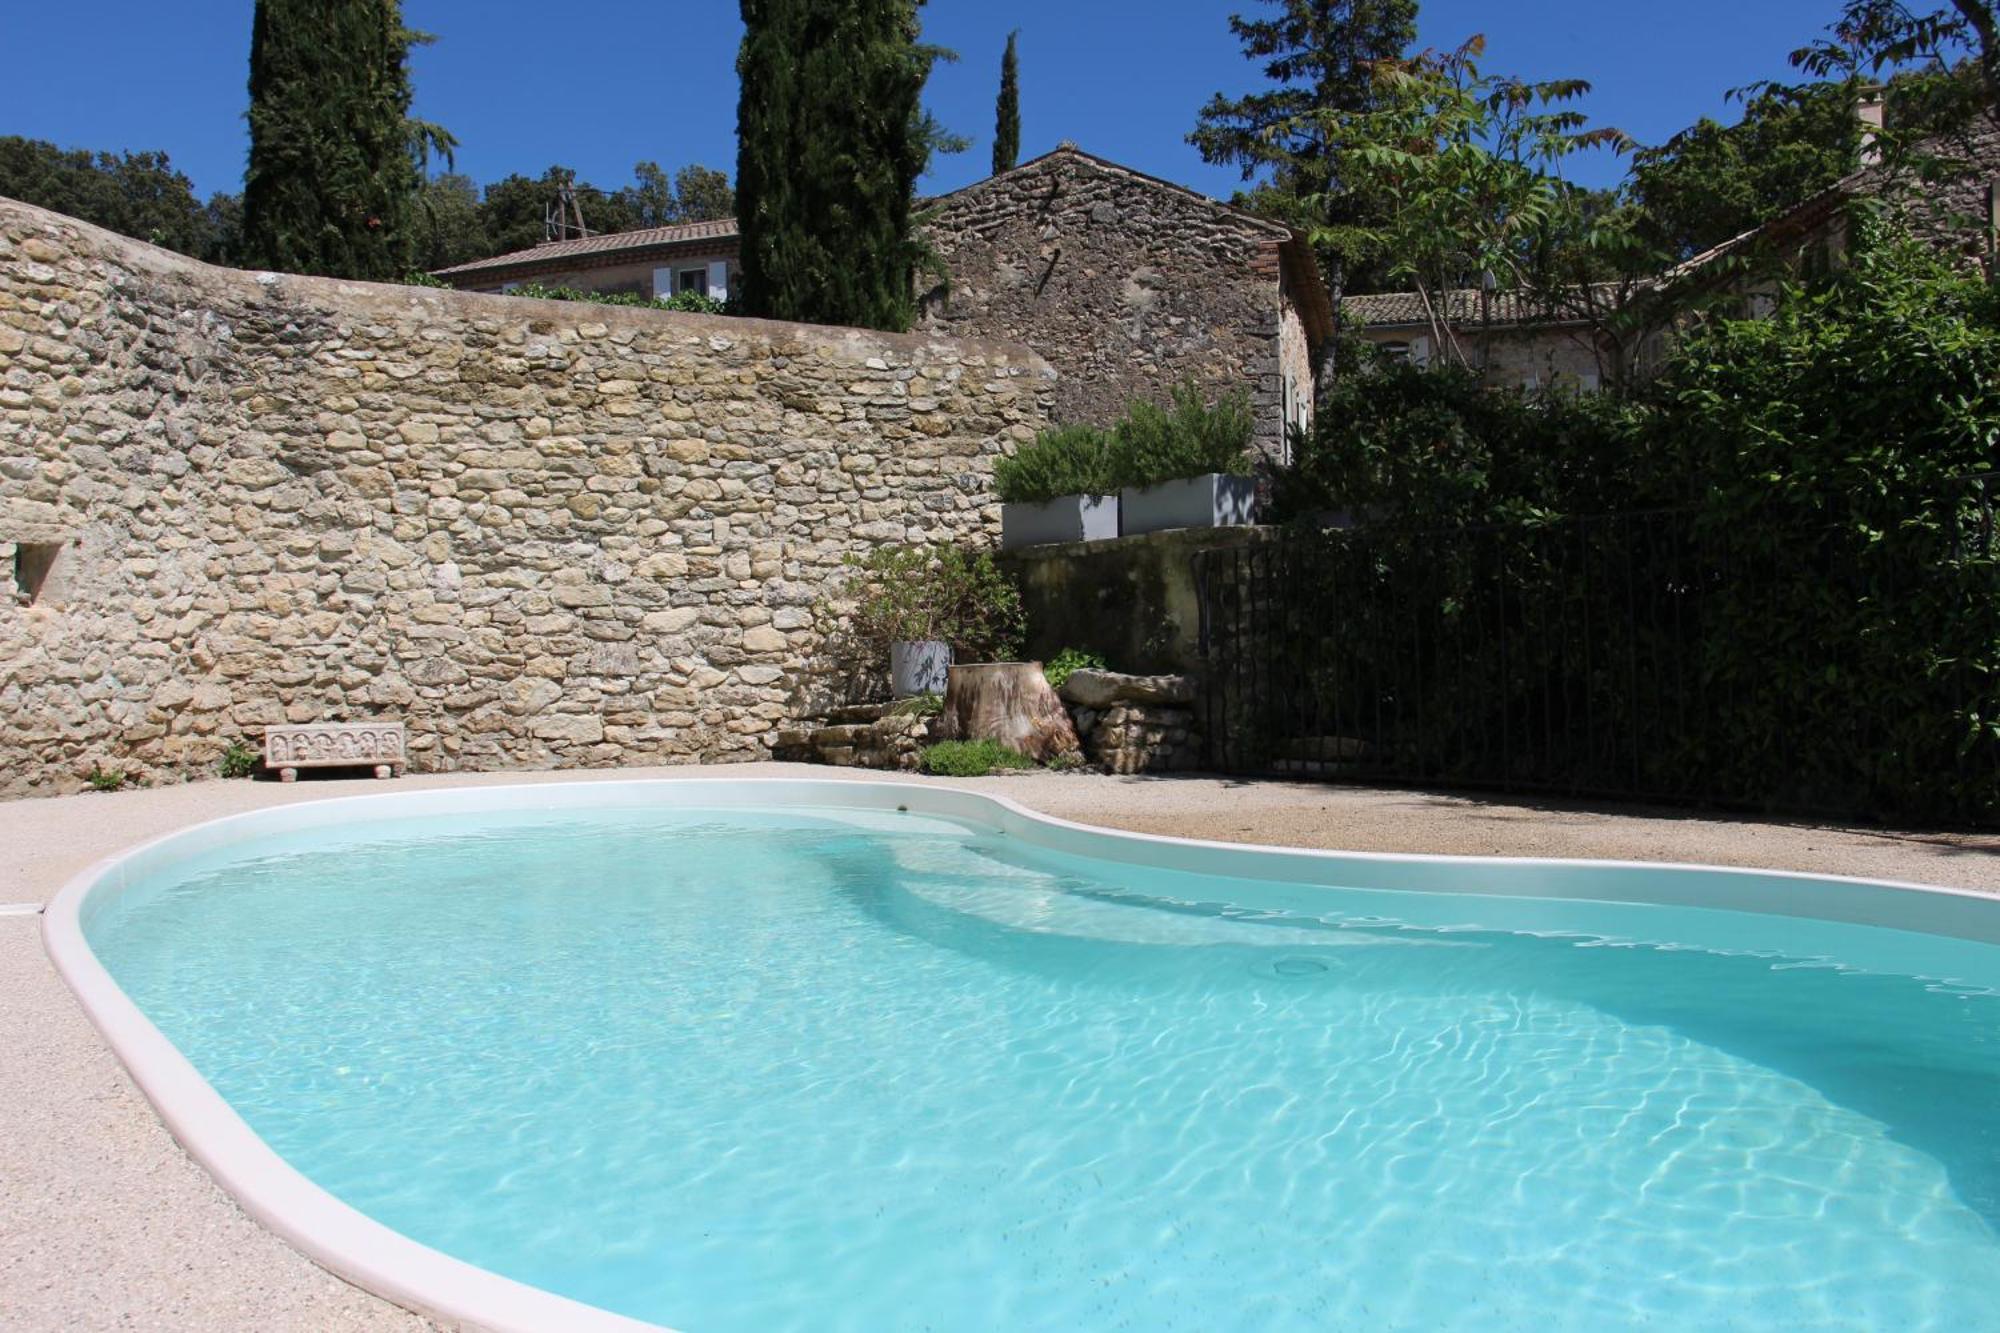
88, 805, 2000, 1331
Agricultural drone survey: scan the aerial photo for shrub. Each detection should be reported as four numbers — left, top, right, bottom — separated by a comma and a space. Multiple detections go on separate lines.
1256, 227, 2000, 825
993, 424, 1118, 503
219, 740, 259, 779
991, 383, 1256, 503
921, 739, 1037, 776
1273, 344, 1642, 526
1106, 381, 1255, 490
837, 545, 1025, 661
654, 288, 731, 315
888, 692, 943, 718
1044, 648, 1106, 691
1635, 231, 2000, 821
86, 763, 129, 792
484, 280, 735, 317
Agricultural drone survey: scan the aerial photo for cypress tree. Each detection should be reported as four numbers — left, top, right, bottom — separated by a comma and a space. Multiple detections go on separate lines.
241, 0, 432, 279
736, 0, 936, 331
993, 31, 1021, 176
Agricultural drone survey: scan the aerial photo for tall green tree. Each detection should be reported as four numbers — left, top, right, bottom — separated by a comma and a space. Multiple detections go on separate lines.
477, 166, 641, 253
201, 191, 245, 266
1794, 0, 2000, 131
618, 163, 735, 225
1330, 37, 1649, 384
1631, 81, 1863, 260
736, 0, 946, 330
668, 164, 736, 222
240, 0, 451, 279
0, 137, 215, 256
993, 30, 1021, 175
1190, 0, 1419, 299
413, 172, 488, 270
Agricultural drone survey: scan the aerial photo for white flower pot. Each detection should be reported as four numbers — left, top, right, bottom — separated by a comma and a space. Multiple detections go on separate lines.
1118, 473, 1258, 537
890, 639, 952, 697
1001, 494, 1120, 549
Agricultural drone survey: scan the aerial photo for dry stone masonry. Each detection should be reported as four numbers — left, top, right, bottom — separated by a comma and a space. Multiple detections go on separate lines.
918, 146, 1325, 468
1058, 669, 1201, 775
0, 198, 1050, 796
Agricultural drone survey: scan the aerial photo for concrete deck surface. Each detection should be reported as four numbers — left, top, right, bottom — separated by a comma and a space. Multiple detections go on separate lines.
3, 763, 1995, 1331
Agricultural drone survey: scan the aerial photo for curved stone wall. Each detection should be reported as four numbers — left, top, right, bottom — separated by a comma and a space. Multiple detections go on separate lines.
0, 198, 1049, 794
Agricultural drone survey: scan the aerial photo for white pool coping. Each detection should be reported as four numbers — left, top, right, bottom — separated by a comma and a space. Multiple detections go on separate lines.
40, 777, 2000, 1333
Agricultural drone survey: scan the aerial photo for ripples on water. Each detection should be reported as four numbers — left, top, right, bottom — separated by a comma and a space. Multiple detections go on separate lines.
90, 809, 2000, 1331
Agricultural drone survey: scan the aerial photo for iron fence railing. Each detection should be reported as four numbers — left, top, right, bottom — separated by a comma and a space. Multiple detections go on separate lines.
1193, 477, 2000, 827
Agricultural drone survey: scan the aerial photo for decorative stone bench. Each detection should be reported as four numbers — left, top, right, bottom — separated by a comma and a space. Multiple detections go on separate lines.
264, 722, 406, 782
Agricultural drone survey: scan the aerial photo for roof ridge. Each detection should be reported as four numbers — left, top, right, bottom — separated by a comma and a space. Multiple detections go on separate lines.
435, 216, 740, 276
924, 143, 1294, 240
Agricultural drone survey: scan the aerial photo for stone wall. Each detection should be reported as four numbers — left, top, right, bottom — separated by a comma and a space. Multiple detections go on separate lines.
918, 146, 1317, 466
1000, 525, 1275, 677
0, 198, 1049, 796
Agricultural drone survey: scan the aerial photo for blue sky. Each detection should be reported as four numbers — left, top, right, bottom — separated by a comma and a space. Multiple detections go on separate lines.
2, 1, 1845, 204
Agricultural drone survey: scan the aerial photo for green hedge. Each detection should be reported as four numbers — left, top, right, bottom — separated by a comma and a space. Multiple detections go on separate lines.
407, 275, 737, 316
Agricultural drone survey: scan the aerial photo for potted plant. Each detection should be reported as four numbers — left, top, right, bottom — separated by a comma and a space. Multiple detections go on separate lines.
993, 424, 1120, 549
839, 546, 1026, 696
1109, 382, 1259, 536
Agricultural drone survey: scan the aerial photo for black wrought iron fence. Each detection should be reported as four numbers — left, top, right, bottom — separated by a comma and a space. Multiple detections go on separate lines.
1194, 477, 2000, 827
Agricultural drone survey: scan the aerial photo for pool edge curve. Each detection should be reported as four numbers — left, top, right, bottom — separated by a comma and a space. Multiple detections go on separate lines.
39, 775, 2000, 1333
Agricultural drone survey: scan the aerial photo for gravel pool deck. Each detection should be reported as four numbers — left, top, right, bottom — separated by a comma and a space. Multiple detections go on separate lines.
4, 763, 1995, 1331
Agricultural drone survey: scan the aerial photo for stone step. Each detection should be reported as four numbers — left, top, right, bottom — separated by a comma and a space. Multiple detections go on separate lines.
821, 702, 896, 725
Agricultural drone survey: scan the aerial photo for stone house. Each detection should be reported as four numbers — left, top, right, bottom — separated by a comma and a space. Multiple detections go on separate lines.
915, 146, 1332, 466
435, 145, 1333, 467
1345, 104, 2000, 394
1344, 287, 1614, 393
1666, 116, 2000, 292
435, 217, 741, 303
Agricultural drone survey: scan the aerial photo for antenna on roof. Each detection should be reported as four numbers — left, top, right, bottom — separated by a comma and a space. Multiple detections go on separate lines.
544, 180, 592, 243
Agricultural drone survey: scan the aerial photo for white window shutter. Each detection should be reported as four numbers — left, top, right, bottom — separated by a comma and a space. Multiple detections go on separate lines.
651, 267, 676, 299
707, 261, 730, 301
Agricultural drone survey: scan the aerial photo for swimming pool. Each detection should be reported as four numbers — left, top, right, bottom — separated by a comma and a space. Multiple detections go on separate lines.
46, 780, 2000, 1331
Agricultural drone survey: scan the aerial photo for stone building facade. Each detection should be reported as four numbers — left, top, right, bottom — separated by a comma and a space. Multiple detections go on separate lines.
916, 146, 1331, 465
435, 146, 1334, 468
1344, 288, 1613, 393
0, 198, 1048, 795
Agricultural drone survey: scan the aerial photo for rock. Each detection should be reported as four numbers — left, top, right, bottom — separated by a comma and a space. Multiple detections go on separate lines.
1058, 669, 1197, 709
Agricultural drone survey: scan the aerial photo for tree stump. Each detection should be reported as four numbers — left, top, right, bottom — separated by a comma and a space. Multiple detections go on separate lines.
933, 662, 1082, 763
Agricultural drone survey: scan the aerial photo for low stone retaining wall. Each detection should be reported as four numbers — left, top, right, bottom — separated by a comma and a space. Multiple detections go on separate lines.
1001, 525, 1274, 677
781, 668, 1201, 776
1060, 669, 1201, 774
0, 198, 1050, 795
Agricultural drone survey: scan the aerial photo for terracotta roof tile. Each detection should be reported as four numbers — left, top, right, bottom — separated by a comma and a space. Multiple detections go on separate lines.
435, 218, 738, 276
1343, 285, 1615, 330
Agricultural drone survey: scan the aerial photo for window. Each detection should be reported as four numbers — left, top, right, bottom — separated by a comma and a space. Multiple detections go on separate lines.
11, 541, 63, 607
1380, 336, 1433, 368
677, 268, 709, 296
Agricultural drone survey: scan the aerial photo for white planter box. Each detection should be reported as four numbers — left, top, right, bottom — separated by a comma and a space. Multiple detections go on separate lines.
1118, 473, 1258, 536
1001, 494, 1119, 549
890, 639, 952, 697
